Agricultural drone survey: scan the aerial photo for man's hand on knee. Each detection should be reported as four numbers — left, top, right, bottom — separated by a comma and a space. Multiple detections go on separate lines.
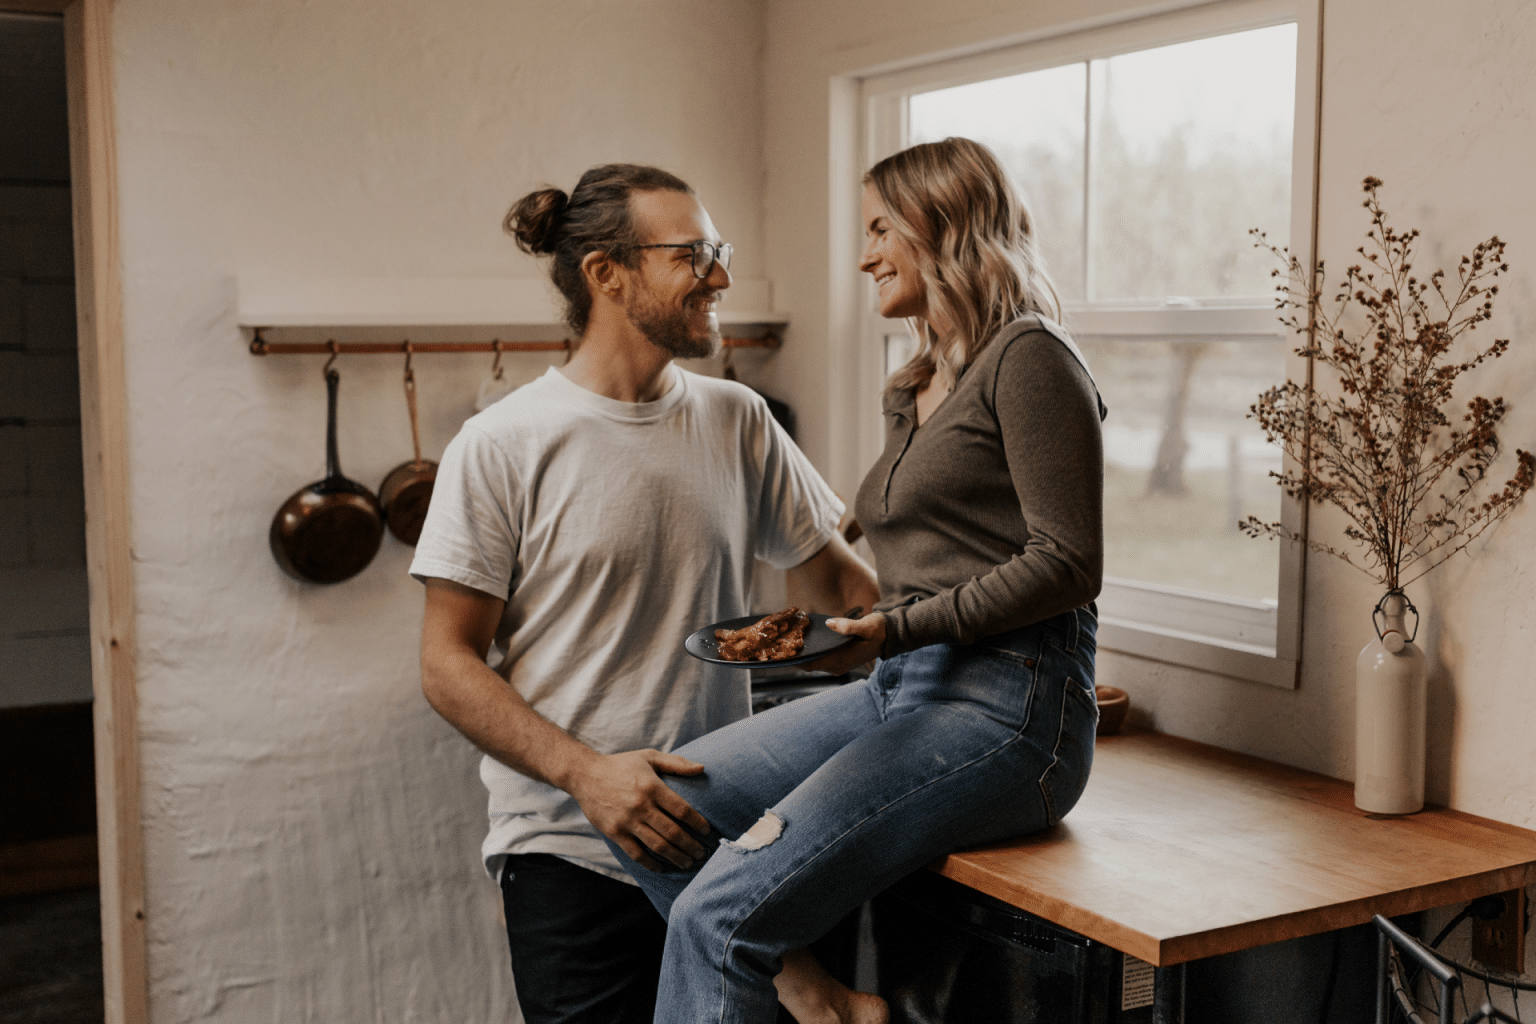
567, 749, 711, 871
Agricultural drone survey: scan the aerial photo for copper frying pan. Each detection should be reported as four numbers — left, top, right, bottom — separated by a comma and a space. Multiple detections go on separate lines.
378, 352, 437, 545
269, 363, 384, 583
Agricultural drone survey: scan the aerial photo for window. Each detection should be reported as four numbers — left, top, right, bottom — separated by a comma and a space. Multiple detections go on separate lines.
860, 1, 1318, 686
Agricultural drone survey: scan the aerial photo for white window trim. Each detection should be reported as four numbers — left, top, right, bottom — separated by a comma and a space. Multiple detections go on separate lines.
853, 0, 1322, 689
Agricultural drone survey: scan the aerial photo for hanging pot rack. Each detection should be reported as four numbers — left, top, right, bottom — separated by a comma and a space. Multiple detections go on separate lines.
249, 329, 781, 357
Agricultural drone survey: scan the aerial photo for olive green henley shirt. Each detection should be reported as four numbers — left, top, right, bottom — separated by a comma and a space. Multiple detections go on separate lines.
854, 314, 1107, 658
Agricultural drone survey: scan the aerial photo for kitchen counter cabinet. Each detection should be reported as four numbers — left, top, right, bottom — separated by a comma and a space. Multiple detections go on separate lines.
929, 730, 1536, 967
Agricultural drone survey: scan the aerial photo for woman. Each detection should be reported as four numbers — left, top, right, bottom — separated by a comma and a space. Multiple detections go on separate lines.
609, 137, 1106, 1024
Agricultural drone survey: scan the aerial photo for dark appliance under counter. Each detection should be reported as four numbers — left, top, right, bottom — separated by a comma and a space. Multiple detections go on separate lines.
871, 870, 1166, 1024
869, 870, 1379, 1024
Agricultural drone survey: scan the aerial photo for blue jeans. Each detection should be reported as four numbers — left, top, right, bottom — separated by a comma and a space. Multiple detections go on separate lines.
605, 606, 1099, 1024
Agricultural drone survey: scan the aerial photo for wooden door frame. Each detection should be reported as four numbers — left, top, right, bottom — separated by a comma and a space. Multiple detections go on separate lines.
6, 2, 144, 1022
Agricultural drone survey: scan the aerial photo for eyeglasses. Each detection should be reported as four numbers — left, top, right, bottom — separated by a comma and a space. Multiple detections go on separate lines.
628, 240, 733, 279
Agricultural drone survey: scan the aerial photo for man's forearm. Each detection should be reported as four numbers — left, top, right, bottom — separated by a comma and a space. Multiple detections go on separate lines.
830, 564, 880, 617
422, 644, 708, 869
787, 533, 880, 617
421, 645, 597, 791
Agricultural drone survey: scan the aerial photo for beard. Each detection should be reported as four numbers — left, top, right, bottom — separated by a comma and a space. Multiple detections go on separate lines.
626, 283, 722, 360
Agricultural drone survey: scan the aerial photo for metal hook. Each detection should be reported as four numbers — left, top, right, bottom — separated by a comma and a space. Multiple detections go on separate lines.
249, 328, 269, 356
1372, 589, 1420, 644
491, 339, 504, 380
323, 340, 339, 377
402, 342, 417, 410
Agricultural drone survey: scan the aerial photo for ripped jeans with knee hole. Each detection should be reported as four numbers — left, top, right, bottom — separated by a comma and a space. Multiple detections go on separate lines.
603, 606, 1100, 1024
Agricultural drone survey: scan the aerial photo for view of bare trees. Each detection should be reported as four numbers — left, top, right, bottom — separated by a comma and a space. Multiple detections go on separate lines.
1081, 338, 1286, 601
1088, 111, 1292, 300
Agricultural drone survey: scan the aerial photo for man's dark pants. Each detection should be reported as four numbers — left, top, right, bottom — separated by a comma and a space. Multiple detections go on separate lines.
499, 852, 861, 1023
500, 853, 666, 1024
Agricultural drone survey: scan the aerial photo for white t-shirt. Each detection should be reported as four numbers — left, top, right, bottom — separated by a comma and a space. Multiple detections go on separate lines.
410, 366, 843, 881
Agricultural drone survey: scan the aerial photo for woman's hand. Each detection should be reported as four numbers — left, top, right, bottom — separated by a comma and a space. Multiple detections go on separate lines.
806, 611, 886, 676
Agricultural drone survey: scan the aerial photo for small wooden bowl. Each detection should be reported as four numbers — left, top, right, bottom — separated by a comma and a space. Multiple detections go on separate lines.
1095, 685, 1130, 736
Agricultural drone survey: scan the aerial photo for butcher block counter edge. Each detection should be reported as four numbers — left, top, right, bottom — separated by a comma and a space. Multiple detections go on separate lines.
928, 730, 1536, 967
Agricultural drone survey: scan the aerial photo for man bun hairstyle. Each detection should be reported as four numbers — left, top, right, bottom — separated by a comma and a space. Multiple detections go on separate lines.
505, 188, 569, 255
504, 164, 694, 335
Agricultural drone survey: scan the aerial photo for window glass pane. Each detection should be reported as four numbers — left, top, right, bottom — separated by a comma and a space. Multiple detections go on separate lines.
884, 332, 917, 378
909, 64, 1086, 301
1077, 336, 1285, 603
1087, 24, 1296, 301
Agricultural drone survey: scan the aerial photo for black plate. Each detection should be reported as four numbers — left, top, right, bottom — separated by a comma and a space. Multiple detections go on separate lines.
685, 613, 857, 668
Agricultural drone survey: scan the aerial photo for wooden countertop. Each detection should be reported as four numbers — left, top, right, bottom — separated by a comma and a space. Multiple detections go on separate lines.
931, 730, 1536, 966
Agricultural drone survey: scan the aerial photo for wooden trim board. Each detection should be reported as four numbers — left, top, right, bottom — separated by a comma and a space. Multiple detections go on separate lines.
932, 731, 1536, 966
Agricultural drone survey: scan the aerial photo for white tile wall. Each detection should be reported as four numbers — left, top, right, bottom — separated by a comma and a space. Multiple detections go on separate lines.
0, 16, 88, 708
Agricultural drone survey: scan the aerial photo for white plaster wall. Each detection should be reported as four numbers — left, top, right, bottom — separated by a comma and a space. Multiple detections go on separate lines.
762, 0, 1536, 981
110, 1, 767, 1020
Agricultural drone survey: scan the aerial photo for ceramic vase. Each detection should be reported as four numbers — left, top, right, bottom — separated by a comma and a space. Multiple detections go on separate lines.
1354, 592, 1427, 814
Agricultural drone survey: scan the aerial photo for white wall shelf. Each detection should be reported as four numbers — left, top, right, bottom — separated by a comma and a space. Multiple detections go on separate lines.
235, 275, 785, 332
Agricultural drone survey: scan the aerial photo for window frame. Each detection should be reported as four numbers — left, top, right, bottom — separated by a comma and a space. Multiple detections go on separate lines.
855, 0, 1321, 688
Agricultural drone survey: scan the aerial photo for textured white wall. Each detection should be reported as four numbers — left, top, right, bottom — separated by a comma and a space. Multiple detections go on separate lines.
763, 0, 1536, 979
110, 1, 766, 1020
0, 15, 91, 708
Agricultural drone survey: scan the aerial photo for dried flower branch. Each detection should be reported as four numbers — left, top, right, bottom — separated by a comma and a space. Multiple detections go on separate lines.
1243, 177, 1534, 591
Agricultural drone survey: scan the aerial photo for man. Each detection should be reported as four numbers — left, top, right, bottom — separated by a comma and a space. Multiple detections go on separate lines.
410, 164, 877, 1024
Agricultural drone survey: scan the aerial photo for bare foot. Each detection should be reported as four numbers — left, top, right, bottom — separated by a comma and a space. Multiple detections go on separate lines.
775, 948, 890, 1024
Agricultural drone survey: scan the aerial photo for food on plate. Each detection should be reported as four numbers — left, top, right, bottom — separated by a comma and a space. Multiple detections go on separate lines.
715, 607, 811, 662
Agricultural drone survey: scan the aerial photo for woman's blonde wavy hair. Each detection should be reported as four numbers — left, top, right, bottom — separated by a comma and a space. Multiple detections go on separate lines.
865, 137, 1061, 396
